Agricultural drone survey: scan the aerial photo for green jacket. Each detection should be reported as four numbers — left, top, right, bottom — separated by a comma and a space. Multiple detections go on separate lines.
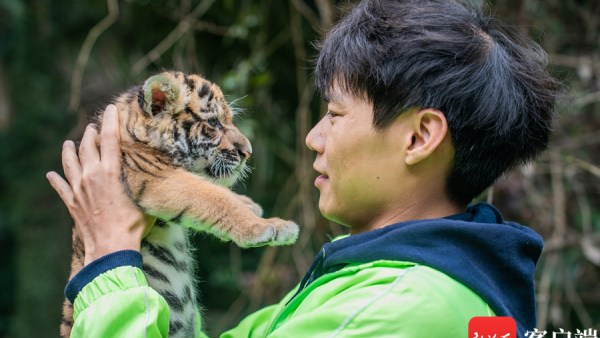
71, 260, 493, 338
69, 204, 543, 336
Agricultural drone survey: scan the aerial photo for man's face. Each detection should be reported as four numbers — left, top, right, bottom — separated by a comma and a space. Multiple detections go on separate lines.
305, 87, 413, 232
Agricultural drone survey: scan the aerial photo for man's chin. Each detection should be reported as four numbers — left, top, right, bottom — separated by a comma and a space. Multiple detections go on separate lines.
318, 200, 338, 222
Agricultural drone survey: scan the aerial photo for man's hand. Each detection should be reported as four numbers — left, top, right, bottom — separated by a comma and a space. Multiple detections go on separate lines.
47, 104, 151, 265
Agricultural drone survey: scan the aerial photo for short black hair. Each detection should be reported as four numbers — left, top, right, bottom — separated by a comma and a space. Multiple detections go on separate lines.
315, 0, 561, 205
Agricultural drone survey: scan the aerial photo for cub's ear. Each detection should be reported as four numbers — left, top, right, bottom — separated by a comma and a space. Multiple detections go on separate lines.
142, 73, 181, 116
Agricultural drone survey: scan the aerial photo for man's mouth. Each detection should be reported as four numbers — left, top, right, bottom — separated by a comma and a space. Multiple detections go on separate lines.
313, 163, 329, 187
314, 174, 329, 187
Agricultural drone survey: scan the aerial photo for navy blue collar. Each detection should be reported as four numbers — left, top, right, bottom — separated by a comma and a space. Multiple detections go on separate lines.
294, 203, 543, 336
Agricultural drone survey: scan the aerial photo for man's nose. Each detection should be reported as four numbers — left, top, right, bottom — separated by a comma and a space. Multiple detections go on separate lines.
305, 118, 325, 153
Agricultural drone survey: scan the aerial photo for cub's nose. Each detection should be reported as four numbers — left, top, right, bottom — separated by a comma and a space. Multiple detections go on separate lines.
235, 141, 252, 160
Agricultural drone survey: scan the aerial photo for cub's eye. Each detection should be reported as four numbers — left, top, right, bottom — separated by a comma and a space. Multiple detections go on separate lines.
207, 117, 223, 129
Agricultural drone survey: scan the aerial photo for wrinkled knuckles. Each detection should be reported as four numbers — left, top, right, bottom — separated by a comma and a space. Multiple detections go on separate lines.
71, 186, 83, 199
66, 200, 78, 211
102, 164, 120, 178
81, 170, 99, 183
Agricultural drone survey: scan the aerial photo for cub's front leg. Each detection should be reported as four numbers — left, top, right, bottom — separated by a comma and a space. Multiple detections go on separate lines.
233, 193, 264, 217
125, 166, 299, 247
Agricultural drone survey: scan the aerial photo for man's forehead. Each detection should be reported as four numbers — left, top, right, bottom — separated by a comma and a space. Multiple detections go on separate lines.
325, 82, 354, 106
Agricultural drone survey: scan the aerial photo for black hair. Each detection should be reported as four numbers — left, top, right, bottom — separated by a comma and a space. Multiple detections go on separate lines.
315, 0, 561, 205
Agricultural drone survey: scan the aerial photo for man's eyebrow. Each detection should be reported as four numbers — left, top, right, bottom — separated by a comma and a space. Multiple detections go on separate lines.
323, 93, 342, 105
324, 94, 340, 103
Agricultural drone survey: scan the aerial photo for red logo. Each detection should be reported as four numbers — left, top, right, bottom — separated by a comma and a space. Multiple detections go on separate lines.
469, 316, 517, 338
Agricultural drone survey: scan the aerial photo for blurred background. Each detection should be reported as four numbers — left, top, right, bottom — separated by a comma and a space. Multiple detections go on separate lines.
0, 0, 598, 337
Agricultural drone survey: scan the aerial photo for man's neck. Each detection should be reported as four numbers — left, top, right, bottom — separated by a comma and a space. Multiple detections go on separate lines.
349, 197, 464, 235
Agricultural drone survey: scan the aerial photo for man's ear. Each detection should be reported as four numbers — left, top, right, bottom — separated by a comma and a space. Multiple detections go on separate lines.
405, 109, 449, 166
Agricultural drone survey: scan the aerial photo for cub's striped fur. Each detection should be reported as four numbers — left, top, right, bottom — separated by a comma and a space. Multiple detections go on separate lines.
60, 71, 299, 338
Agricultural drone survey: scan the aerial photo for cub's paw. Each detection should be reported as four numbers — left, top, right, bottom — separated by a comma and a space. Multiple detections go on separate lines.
236, 195, 263, 217
266, 218, 299, 246
234, 218, 299, 248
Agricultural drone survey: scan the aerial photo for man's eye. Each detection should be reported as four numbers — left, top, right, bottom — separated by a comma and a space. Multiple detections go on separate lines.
327, 111, 340, 118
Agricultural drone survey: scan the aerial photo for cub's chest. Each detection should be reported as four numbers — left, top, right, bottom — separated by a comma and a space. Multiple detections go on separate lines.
141, 221, 195, 290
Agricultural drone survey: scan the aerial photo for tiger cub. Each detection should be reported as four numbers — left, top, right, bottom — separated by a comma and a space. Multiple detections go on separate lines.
60, 71, 299, 338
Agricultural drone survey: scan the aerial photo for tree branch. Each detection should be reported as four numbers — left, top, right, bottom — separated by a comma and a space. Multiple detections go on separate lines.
290, 0, 321, 30
315, 0, 335, 30
565, 155, 600, 178
131, 0, 217, 75
68, 0, 119, 114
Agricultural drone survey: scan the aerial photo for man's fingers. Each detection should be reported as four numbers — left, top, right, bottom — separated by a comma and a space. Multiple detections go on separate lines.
100, 104, 122, 166
46, 171, 75, 207
79, 124, 100, 166
61, 140, 82, 187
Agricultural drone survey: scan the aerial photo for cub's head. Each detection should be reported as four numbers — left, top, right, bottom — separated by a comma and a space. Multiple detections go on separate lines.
136, 71, 251, 187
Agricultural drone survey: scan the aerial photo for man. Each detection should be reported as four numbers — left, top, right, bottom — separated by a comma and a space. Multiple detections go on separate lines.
47, 0, 559, 336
